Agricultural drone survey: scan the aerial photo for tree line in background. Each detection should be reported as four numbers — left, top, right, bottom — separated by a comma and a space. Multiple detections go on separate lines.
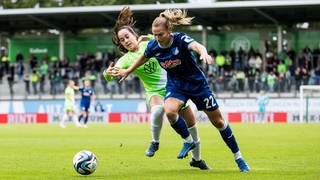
0, 0, 188, 8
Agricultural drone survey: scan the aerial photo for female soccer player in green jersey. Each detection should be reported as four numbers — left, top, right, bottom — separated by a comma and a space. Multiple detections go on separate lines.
60, 80, 82, 128
103, 7, 210, 170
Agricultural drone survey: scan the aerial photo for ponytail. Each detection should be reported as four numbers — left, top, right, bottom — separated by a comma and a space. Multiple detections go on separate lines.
152, 9, 194, 29
112, 6, 138, 53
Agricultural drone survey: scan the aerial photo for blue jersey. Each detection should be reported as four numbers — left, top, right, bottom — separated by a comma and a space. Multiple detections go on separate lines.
144, 32, 218, 111
144, 32, 208, 93
79, 87, 94, 105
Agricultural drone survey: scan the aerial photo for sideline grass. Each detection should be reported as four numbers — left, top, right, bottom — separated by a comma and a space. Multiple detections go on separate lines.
0, 123, 319, 180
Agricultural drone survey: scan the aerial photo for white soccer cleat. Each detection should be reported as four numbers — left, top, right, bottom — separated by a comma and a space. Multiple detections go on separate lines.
59, 123, 66, 128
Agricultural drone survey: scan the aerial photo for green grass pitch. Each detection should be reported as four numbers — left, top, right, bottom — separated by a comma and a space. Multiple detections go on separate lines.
0, 123, 319, 180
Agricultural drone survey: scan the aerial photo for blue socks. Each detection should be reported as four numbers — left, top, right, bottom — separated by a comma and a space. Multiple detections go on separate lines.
219, 124, 239, 153
78, 114, 83, 123
84, 116, 89, 124
170, 115, 190, 139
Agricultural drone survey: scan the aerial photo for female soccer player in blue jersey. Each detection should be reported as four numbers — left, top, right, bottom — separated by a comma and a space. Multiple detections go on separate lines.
106, 7, 210, 169
117, 9, 250, 172
74, 80, 95, 128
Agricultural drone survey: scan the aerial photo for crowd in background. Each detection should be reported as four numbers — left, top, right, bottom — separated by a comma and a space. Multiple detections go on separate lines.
204, 46, 320, 93
0, 45, 320, 97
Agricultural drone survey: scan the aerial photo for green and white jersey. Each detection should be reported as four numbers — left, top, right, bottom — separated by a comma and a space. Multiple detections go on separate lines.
65, 86, 75, 105
104, 41, 167, 100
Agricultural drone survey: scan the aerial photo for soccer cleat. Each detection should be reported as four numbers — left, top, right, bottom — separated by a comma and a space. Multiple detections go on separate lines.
83, 125, 88, 128
145, 142, 159, 157
235, 158, 250, 172
59, 123, 66, 128
177, 142, 196, 159
190, 158, 212, 170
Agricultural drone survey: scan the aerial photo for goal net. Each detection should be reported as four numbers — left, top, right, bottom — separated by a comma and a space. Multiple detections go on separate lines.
299, 85, 320, 123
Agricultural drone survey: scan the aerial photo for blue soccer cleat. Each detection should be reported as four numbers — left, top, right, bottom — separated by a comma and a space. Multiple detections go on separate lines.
145, 142, 159, 157
235, 158, 250, 172
177, 142, 196, 159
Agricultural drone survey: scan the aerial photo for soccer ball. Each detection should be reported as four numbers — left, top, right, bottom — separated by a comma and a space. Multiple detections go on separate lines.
73, 150, 98, 175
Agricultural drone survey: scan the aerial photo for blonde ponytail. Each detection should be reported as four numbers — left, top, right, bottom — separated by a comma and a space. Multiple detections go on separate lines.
153, 9, 194, 29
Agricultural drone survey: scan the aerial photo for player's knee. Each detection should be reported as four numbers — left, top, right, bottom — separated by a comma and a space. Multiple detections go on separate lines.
151, 105, 164, 118
165, 110, 178, 122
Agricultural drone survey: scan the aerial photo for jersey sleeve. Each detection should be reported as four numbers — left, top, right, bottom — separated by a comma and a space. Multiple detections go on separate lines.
179, 33, 195, 50
144, 40, 156, 59
79, 87, 84, 92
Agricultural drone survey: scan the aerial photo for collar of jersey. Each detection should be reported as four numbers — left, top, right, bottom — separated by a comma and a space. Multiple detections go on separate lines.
158, 34, 173, 49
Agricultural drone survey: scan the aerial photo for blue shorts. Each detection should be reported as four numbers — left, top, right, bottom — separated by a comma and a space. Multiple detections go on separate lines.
165, 85, 219, 111
80, 102, 90, 112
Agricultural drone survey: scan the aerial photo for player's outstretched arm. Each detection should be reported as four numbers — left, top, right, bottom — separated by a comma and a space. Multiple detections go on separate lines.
137, 35, 150, 44
72, 85, 80, 90
117, 54, 149, 83
189, 41, 213, 64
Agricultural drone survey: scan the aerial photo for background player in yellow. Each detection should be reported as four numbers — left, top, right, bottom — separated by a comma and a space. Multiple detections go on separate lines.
60, 80, 81, 128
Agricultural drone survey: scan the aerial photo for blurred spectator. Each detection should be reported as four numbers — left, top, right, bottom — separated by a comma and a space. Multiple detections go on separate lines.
1, 53, 9, 74
215, 53, 225, 71
236, 70, 246, 92
267, 71, 276, 92
285, 69, 292, 92
39, 60, 48, 94
301, 67, 309, 85
7, 74, 14, 96
30, 70, 39, 95
49, 70, 56, 95
16, 60, 24, 81
28, 54, 38, 72
23, 73, 30, 94
16, 51, 24, 62
308, 69, 318, 85
247, 67, 256, 92
295, 67, 302, 91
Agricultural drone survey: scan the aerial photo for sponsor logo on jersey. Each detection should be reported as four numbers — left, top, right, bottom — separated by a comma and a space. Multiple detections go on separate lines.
83, 92, 91, 96
172, 47, 179, 55
143, 61, 157, 73
160, 59, 181, 69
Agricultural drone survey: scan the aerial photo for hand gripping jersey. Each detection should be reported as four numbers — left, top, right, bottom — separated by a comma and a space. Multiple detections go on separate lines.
104, 40, 167, 102
144, 32, 208, 93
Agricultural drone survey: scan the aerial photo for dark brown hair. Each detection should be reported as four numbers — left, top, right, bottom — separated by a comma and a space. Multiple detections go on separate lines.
112, 6, 138, 54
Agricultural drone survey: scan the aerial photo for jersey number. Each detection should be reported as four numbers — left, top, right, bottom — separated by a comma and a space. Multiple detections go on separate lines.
203, 95, 216, 109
